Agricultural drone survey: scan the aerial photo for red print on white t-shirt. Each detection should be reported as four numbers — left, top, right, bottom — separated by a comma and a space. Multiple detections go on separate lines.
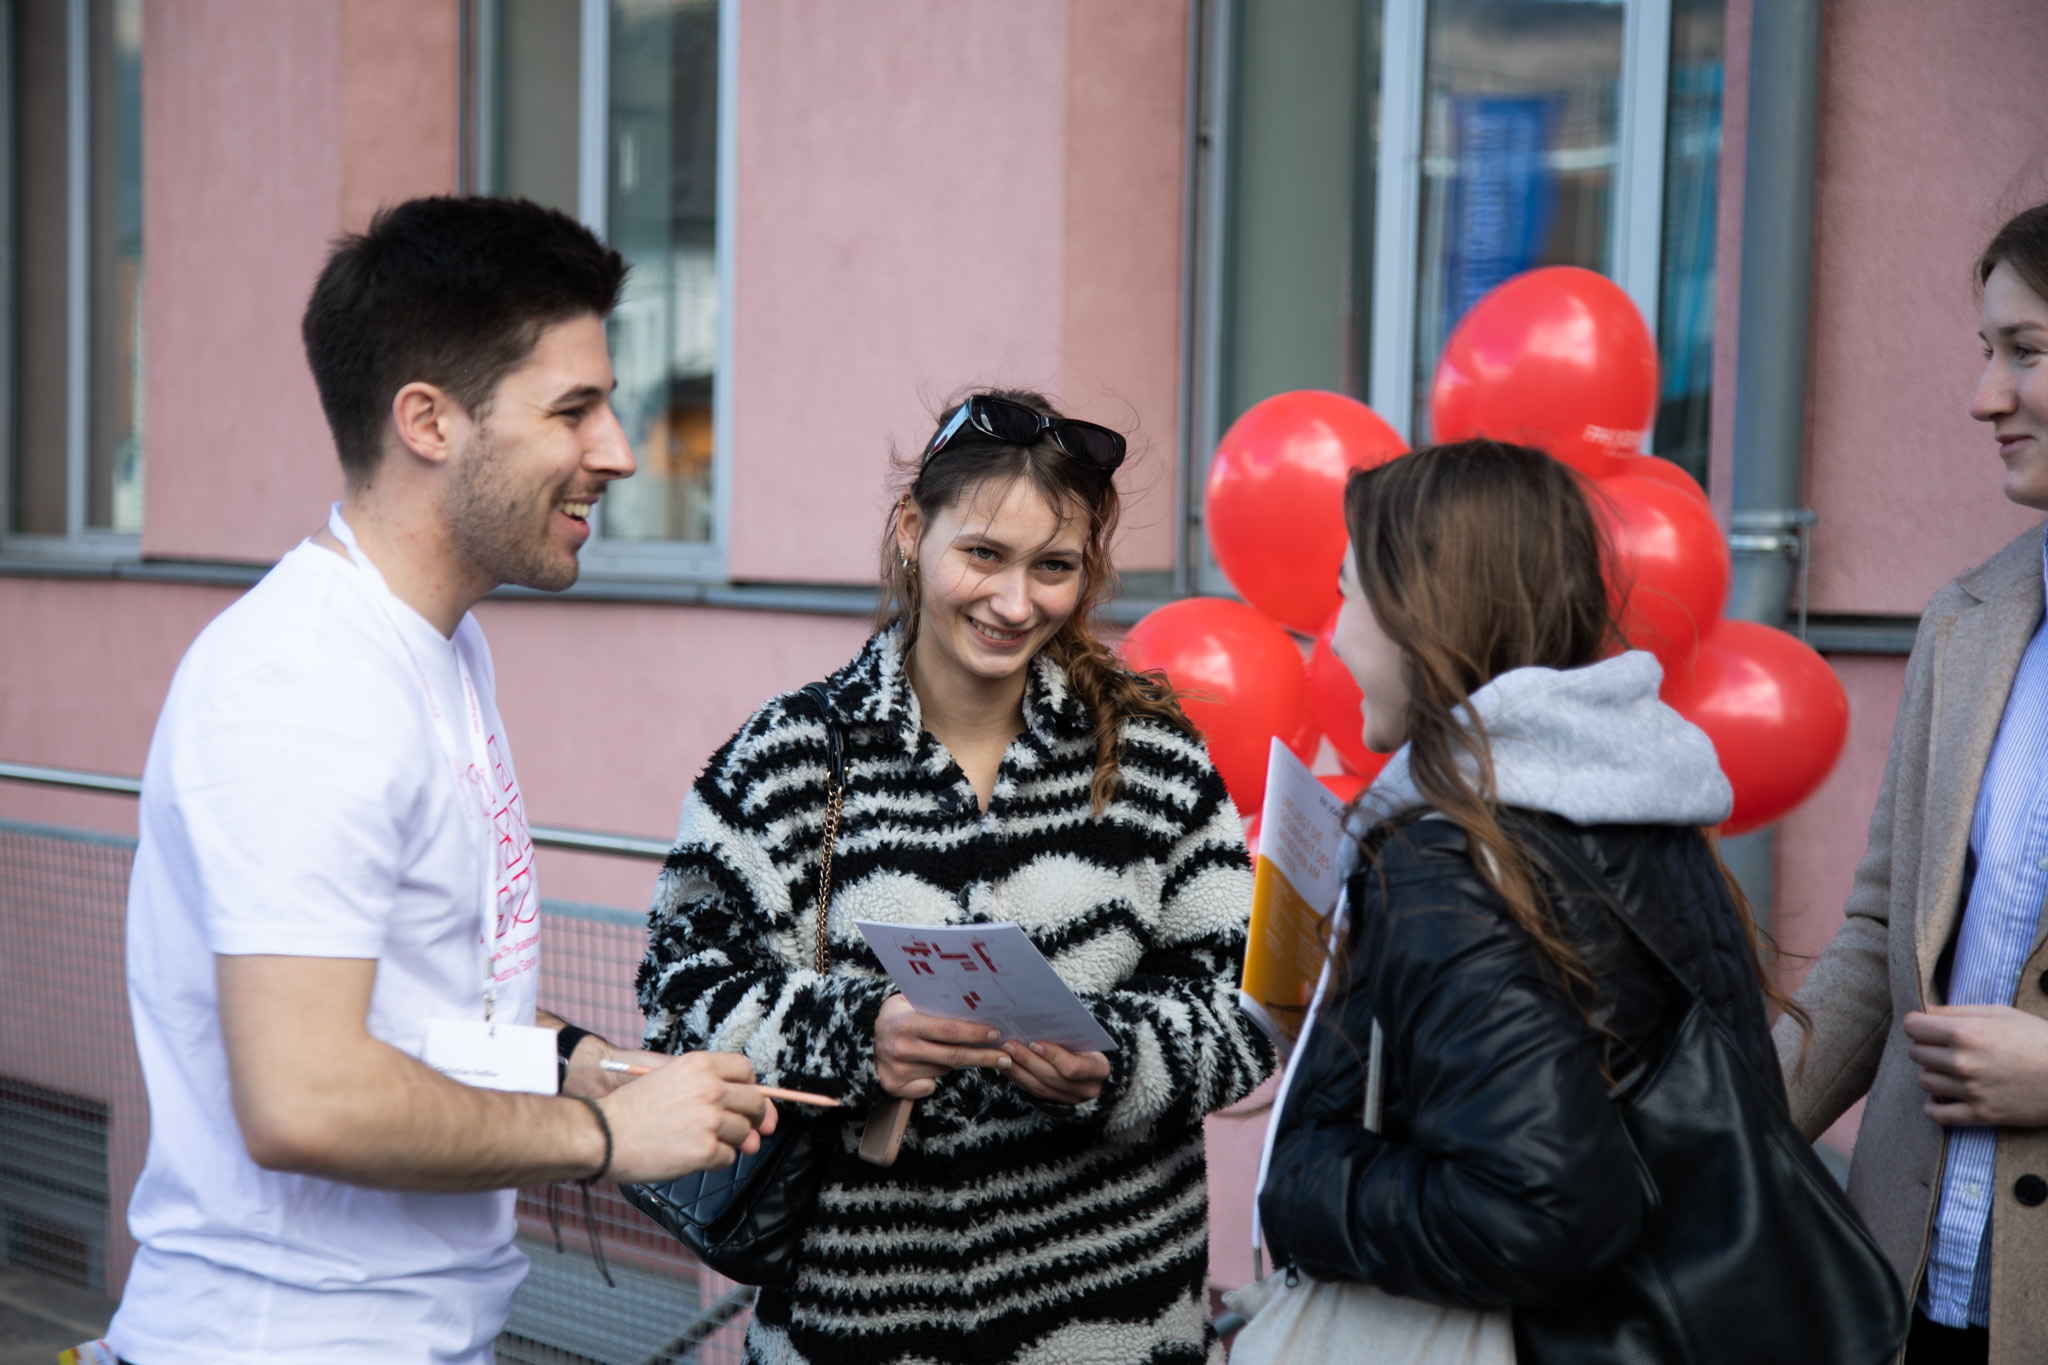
482, 733, 541, 977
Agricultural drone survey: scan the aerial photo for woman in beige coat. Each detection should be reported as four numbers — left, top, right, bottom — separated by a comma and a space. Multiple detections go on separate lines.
1781, 203, 2048, 1365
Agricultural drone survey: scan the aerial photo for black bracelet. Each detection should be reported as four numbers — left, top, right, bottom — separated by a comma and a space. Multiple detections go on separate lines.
573, 1094, 613, 1184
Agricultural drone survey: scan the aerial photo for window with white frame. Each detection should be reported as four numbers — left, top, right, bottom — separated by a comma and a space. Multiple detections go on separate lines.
469, 0, 729, 581
1205, 0, 1723, 502
3, 0, 143, 553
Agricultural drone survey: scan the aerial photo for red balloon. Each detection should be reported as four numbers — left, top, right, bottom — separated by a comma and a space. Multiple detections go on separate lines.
1614, 453, 1709, 506
1121, 598, 1311, 814
1206, 391, 1407, 635
1663, 619, 1849, 836
1306, 621, 1393, 781
1320, 773, 1367, 804
1430, 267, 1659, 477
1592, 474, 1730, 673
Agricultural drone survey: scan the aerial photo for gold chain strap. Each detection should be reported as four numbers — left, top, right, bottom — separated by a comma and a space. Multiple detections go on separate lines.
813, 778, 843, 973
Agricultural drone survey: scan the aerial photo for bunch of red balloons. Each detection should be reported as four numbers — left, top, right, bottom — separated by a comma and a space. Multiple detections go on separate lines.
1123, 266, 1849, 836
1122, 392, 1406, 814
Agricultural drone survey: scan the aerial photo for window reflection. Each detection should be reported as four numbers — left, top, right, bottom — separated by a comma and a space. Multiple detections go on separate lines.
14, 0, 71, 536
490, 0, 581, 221
1412, 0, 1625, 439
10, 0, 143, 538
1655, 0, 1725, 486
1218, 0, 1377, 431
483, 0, 720, 549
602, 0, 718, 545
90, 0, 144, 534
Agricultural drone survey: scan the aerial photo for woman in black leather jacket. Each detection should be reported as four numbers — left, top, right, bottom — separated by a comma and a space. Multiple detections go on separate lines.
1257, 441, 1807, 1356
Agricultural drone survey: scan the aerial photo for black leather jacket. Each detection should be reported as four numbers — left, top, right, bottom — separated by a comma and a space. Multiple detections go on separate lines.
1259, 812, 1783, 1327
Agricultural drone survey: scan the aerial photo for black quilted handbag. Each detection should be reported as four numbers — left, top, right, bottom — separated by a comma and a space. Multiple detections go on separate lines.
617, 682, 846, 1288
1517, 819, 1909, 1365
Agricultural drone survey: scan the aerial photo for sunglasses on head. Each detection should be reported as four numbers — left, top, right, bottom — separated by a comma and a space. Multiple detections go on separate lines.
922, 396, 1127, 472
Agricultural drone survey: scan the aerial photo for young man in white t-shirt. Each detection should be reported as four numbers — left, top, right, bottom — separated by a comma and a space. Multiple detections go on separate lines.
105, 198, 773, 1365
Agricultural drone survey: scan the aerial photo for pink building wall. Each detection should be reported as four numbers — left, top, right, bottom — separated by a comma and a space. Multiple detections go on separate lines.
87, 0, 1194, 866
0, 578, 237, 836
1058, 0, 1190, 569
1709, 0, 2048, 609
141, 0, 464, 567
1800, 0, 2048, 618
726, 1, 1185, 585
726, 2, 1067, 584
478, 600, 873, 909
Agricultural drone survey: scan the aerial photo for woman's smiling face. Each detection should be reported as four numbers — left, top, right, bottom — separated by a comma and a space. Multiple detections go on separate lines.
898, 475, 1089, 688
1973, 260, 2048, 511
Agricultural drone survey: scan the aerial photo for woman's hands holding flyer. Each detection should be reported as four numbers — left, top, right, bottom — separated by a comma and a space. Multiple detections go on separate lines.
1001, 1038, 1110, 1105
875, 994, 1108, 1104
875, 993, 1013, 1097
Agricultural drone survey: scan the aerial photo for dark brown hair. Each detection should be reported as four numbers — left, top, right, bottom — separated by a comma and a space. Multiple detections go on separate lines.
1344, 439, 1808, 1038
302, 196, 626, 483
1979, 201, 2048, 302
878, 389, 1195, 813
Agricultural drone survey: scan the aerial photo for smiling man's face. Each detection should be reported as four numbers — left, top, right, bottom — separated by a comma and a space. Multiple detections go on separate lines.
442, 313, 636, 591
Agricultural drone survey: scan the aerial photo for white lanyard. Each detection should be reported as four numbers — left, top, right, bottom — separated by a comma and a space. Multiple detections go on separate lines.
326, 505, 506, 1026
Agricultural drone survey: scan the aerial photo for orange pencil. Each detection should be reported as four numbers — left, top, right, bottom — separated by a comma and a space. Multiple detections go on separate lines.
599, 1058, 842, 1108
756, 1085, 842, 1109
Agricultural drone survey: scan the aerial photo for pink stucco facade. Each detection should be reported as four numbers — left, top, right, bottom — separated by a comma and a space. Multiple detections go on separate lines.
726, 0, 1186, 583
46, 0, 1197, 905
1800, 0, 2048, 617
7, 0, 2048, 1303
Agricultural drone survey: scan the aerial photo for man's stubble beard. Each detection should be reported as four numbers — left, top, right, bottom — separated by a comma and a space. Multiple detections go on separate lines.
442, 425, 582, 593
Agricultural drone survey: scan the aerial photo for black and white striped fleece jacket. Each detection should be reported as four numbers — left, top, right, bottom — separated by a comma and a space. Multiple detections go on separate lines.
637, 627, 1275, 1365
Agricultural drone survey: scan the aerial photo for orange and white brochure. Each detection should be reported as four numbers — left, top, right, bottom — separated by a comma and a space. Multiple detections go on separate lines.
1241, 737, 1349, 1057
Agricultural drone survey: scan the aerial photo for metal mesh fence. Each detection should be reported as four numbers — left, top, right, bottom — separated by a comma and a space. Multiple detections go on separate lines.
511, 901, 754, 1364
0, 819, 141, 1295
0, 818, 751, 1364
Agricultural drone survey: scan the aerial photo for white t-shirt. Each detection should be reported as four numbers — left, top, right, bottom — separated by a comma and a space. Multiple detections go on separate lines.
109, 530, 544, 1365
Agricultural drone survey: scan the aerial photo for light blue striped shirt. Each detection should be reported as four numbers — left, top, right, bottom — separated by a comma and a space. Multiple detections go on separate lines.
1923, 542, 2048, 1328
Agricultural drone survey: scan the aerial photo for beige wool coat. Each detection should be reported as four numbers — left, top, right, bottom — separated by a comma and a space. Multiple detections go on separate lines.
1775, 522, 2048, 1364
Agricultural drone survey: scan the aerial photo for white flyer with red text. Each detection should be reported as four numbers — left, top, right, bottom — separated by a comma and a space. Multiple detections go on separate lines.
854, 920, 1118, 1053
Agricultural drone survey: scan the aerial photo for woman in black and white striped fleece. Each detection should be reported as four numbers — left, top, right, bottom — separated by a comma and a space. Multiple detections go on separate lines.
638, 389, 1274, 1364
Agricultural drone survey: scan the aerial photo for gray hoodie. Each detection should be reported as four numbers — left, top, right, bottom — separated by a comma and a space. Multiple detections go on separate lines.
1359, 649, 1732, 831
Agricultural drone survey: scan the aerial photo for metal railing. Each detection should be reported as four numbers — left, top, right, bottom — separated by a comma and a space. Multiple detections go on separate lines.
0, 761, 752, 1365
0, 760, 673, 861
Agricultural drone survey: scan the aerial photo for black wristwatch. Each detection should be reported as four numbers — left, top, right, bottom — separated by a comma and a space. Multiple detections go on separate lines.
556, 1022, 594, 1092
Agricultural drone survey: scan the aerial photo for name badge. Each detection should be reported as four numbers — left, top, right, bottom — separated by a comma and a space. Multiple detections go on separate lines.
423, 1019, 557, 1095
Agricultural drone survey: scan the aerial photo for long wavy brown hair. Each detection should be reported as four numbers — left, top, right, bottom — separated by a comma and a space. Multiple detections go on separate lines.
1345, 439, 1808, 1037
877, 388, 1196, 814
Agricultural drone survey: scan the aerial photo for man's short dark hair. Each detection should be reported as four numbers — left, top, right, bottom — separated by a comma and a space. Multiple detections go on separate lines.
301, 196, 626, 481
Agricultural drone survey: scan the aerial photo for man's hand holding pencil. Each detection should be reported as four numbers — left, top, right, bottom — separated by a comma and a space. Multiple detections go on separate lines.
599, 1057, 841, 1109
593, 1051, 778, 1182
